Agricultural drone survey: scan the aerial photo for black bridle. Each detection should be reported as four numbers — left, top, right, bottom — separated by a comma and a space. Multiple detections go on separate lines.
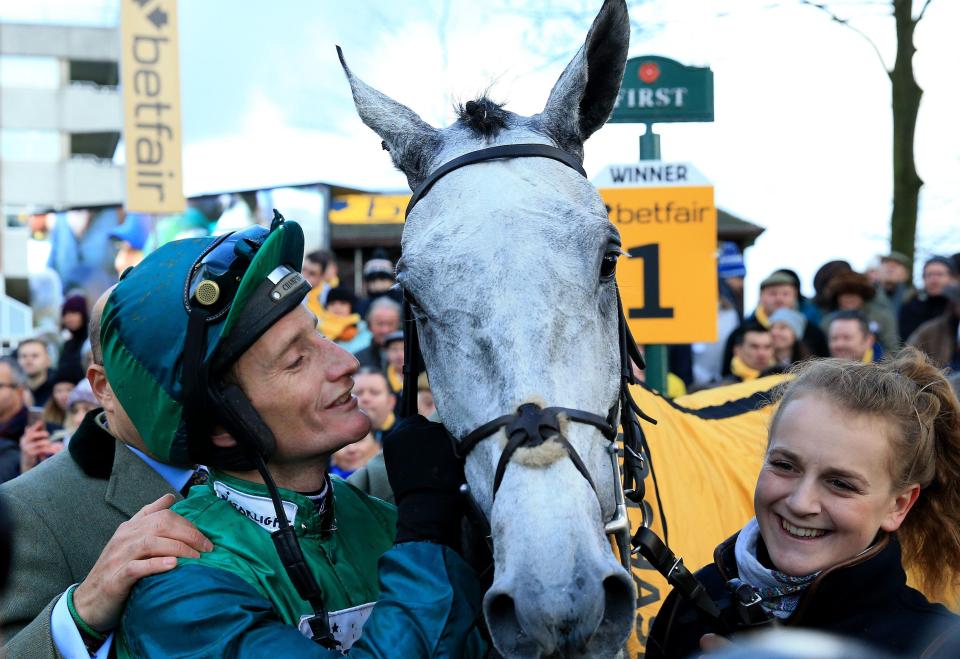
398, 142, 670, 572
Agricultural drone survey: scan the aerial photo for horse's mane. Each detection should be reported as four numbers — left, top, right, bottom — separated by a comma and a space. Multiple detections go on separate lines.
455, 97, 508, 138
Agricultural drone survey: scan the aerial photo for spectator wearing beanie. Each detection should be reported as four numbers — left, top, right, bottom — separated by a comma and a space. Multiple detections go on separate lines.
721, 272, 828, 377
820, 271, 899, 351
64, 379, 99, 439
768, 307, 811, 367
58, 293, 89, 385
355, 254, 402, 318
316, 287, 372, 353
898, 256, 957, 342
717, 241, 746, 317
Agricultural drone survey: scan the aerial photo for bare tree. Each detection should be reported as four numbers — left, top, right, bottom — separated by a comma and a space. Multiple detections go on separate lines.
496, 0, 652, 69
802, 0, 935, 268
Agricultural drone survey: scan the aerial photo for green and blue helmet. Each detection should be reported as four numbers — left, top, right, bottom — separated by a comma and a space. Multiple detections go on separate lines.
100, 212, 311, 467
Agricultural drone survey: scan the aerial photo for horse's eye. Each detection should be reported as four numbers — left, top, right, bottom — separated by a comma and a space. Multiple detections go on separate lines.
402, 287, 421, 309
599, 252, 619, 281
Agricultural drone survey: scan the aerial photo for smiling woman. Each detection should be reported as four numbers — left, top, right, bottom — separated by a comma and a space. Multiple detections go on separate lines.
648, 347, 960, 658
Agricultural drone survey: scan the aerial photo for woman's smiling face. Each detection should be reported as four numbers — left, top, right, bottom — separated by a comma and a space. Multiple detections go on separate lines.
754, 394, 919, 576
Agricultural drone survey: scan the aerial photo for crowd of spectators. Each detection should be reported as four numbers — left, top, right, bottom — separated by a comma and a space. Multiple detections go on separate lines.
0, 293, 101, 483
3, 240, 958, 484
681, 244, 960, 396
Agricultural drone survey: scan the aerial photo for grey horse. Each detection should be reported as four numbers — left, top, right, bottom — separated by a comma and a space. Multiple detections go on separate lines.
340, 1, 637, 656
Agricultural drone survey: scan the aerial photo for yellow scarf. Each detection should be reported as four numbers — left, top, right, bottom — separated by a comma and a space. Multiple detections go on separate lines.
861, 345, 874, 363
316, 309, 361, 342
386, 365, 403, 394
754, 305, 771, 329
380, 412, 395, 434
730, 355, 761, 381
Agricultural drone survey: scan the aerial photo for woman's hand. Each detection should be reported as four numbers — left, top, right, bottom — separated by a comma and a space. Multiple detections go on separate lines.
19, 421, 62, 472
699, 633, 732, 654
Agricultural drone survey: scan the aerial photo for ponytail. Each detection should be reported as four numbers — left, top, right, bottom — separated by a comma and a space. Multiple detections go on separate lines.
887, 348, 960, 602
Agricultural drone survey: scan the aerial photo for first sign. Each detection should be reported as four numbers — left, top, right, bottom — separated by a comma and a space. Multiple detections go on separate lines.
609, 56, 714, 124
121, 0, 185, 213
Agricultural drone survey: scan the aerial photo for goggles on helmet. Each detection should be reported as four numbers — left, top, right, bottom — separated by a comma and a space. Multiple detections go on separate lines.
185, 225, 271, 321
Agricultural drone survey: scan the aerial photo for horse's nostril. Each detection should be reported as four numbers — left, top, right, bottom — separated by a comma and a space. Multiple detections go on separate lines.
486, 592, 541, 659
601, 572, 636, 628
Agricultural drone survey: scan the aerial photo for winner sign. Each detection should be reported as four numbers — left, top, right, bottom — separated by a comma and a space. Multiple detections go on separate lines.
595, 162, 718, 344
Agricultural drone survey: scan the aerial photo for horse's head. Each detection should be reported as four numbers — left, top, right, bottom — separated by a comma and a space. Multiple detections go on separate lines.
340, 1, 635, 656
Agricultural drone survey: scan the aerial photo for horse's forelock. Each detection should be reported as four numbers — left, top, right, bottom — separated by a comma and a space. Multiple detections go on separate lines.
455, 97, 509, 138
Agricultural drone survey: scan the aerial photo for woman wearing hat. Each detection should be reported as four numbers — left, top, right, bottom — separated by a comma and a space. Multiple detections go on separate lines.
768, 308, 812, 368
820, 271, 899, 352
57, 294, 89, 385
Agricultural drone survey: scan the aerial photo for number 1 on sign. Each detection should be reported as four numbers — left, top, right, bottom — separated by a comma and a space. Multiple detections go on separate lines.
627, 244, 674, 319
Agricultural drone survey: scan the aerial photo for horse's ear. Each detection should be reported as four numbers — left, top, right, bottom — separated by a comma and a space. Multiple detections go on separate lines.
337, 46, 441, 190
538, 0, 629, 157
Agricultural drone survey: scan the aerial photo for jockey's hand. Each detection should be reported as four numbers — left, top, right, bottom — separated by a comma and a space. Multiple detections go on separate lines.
72, 493, 213, 632
383, 414, 464, 551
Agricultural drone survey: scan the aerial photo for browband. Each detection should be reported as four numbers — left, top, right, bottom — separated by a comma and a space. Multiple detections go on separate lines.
406, 143, 588, 217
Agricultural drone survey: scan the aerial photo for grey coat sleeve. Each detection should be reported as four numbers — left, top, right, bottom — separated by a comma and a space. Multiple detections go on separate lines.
2, 597, 60, 659
0, 490, 73, 659
346, 453, 395, 505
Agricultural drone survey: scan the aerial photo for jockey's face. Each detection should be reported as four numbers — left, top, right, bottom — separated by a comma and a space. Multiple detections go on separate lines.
233, 306, 370, 463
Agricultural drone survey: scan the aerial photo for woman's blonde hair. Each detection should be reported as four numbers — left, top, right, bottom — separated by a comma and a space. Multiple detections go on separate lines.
769, 348, 960, 601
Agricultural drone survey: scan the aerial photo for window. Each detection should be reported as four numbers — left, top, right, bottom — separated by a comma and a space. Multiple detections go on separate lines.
0, 55, 60, 89
0, 129, 62, 162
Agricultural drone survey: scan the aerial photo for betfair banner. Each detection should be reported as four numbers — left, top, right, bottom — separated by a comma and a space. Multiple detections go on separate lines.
329, 194, 410, 224
595, 161, 718, 344
121, 0, 185, 213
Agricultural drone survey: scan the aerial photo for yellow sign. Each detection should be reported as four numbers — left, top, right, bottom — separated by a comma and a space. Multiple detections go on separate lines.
596, 162, 718, 344
329, 194, 410, 224
121, 0, 185, 213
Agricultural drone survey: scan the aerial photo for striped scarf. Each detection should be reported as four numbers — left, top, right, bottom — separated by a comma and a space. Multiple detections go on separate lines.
734, 518, 818, 619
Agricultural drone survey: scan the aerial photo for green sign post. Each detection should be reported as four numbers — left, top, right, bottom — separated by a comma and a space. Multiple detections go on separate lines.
609, 56, 714, 394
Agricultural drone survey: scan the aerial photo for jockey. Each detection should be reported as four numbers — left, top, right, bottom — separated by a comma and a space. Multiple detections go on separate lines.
108, 213, 484, 657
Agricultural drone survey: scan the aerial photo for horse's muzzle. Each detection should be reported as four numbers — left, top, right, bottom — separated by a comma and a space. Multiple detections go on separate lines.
484, 562, 635, 658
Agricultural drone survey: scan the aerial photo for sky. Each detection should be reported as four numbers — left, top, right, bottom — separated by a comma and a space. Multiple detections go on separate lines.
2, 0, 958, 310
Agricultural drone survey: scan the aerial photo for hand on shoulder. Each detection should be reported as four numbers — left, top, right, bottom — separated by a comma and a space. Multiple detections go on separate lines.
72, 493, 213, 632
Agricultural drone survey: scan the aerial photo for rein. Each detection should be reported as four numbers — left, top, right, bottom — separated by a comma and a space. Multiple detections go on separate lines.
399, 142, 668, 572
